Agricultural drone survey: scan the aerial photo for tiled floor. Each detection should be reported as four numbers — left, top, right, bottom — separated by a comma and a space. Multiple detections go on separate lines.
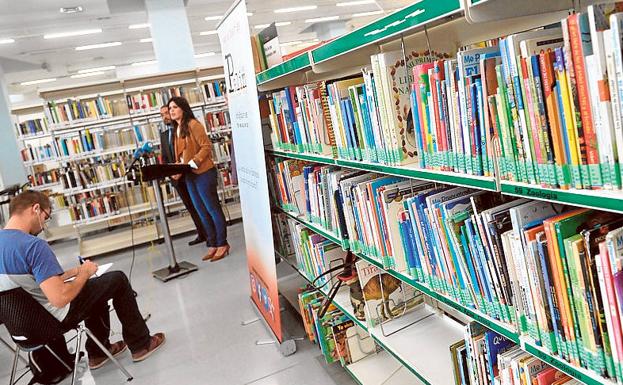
0, 222, 354, 385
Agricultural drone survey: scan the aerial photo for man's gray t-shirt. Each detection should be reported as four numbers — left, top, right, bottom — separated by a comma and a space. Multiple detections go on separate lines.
0, 229, 68, 320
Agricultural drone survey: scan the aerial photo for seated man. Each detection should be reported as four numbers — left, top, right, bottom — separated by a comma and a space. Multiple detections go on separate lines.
0, 191, 165, 370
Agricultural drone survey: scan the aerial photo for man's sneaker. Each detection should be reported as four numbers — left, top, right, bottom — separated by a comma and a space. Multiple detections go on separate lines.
131, 333, 166, 362
88, 341, 127, 370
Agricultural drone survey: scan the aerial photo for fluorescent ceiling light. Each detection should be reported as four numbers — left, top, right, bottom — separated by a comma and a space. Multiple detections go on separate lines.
131, 60, 157, 66
352, 10, 383, 17
247, 12, 253, 16
71, 71, 105, 79
337, 0, 375, 5
78, 66, 116, 74
20, 78, 57, 86
60, 6, 83, 13
44, 28, 102, 39
195, 52, 216, 58
128, 23, 150, 29
204, 15, 222, 21
200, 30, 218, 36
254, 21, 291, 29
0, 38, 15, 44
305, 16, 339, 23
75, 41, 122, 51
275, 5, 317, 13
140, 38, 153, 43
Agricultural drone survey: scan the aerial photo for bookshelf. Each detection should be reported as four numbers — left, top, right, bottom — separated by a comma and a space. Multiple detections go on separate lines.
11, 67, 240, 256
256, 1, 623, 385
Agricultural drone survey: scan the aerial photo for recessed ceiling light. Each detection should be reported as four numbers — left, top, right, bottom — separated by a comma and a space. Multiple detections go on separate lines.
195, 52, 216, 58
77, 65, 116, 74
128, 23, 150, 29
200, 30, 218, 36
140, 38, 153, 43
71, 71, 105, 78
352, 10, 383, 17
44, 28, 102, 39
131, 60, 157, 66
0, 38, 15, 44
274, 5, 318, 13
20, 78, 57, 86
75, 41, 122, 51
305, 16, 340, 23
60, 6, 83, 14
337, 0, 375, 6
204, 15, 222, 21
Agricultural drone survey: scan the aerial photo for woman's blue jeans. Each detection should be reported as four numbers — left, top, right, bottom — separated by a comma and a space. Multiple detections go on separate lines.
185, 168, 227, 247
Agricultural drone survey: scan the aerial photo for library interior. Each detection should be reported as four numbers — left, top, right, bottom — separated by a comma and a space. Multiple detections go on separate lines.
4, 1, 623, 385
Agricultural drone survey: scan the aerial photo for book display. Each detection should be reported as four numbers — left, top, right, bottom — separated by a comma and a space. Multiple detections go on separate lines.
258, 1, 623, 384
11, 68, 241, 256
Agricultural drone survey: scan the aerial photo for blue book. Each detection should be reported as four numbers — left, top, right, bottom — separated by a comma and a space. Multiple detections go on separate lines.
399, 215, 420, 276
465, 218, 491, 302
484, 330, 514, 382
459, 225, 482, 298
283, 87, 302, 146
537, 233, 563, 357
339, 98, 354, 158
303, 166, 313, 216
410, 86, 425, 168
345, 98, 361, 159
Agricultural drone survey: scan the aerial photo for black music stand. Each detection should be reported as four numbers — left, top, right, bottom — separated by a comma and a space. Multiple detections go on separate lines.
141, 164, 198, 282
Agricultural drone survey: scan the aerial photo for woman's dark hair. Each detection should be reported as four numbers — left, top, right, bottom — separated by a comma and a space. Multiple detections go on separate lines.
167, 96, 196, 138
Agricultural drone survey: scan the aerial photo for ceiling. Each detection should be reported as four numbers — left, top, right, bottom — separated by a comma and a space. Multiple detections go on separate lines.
0, 0, 412, 105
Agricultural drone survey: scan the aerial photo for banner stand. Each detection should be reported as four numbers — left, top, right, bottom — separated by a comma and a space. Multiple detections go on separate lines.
242, 297, 300, 357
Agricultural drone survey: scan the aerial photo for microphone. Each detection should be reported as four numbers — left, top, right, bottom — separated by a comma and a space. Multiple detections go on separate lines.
133, 141, 154, 159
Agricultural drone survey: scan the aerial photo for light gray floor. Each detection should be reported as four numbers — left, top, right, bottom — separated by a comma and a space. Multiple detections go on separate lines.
0, 222, 354, 385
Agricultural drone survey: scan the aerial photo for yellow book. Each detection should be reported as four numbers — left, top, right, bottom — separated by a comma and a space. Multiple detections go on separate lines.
557, 66, 582, 189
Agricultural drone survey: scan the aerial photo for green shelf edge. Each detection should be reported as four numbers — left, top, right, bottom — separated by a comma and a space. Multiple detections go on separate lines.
311, 0, 462, 64
256, 53, 311, 85
343, 366, 364, 385
370, 335, 432, 385
267, 149, 336, 166
277, 208, 345, 248
336, 159, 497, 191
501, 182, 623, 214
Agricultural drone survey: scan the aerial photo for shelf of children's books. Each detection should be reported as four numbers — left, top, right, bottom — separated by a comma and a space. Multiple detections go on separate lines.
521, 338, 617, 385
277, 208, 345, 248
500, 181, 623, 215
268, 149, 336, 166
256, 52, 312, 90
345, 351, 425, 385
335, 159, 498, 191
310, 0, 462, 65
368, 304, 464, 385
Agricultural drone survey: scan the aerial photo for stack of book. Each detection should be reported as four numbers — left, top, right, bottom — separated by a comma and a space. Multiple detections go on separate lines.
203, 80, 225, 102
21, 143, 59, 163
126, 86, 204, 115
205, 110, 230, 131
458, 321, 572, 385
17, 118, 47, 137
59, 157, 129, 191
299, 290, 376, 366
28, 168, 60, 187
266, 84, 335, 156
212, 139, 231, 163
45, 96, 128, 125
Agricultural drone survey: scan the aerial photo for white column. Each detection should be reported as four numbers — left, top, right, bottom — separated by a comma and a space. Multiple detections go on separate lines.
0, 66, 26, 189
145, 0, 196, 72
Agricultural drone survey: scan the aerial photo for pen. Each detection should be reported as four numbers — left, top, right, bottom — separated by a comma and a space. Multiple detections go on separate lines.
78, 256, 85, 265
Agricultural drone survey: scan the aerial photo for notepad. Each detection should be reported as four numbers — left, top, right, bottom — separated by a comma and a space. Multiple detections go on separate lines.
65, 263, 113, 282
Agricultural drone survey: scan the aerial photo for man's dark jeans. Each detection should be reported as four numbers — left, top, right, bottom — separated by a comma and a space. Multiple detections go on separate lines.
61, 271, 150, 357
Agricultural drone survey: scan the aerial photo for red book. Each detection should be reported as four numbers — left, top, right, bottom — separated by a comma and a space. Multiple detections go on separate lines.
567, 13, 601, 188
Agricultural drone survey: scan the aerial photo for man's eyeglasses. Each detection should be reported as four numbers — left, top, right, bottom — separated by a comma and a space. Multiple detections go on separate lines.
41, 207, 51, 222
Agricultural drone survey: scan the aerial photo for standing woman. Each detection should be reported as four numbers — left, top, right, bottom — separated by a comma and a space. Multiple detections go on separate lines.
168, 96, 229, 261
